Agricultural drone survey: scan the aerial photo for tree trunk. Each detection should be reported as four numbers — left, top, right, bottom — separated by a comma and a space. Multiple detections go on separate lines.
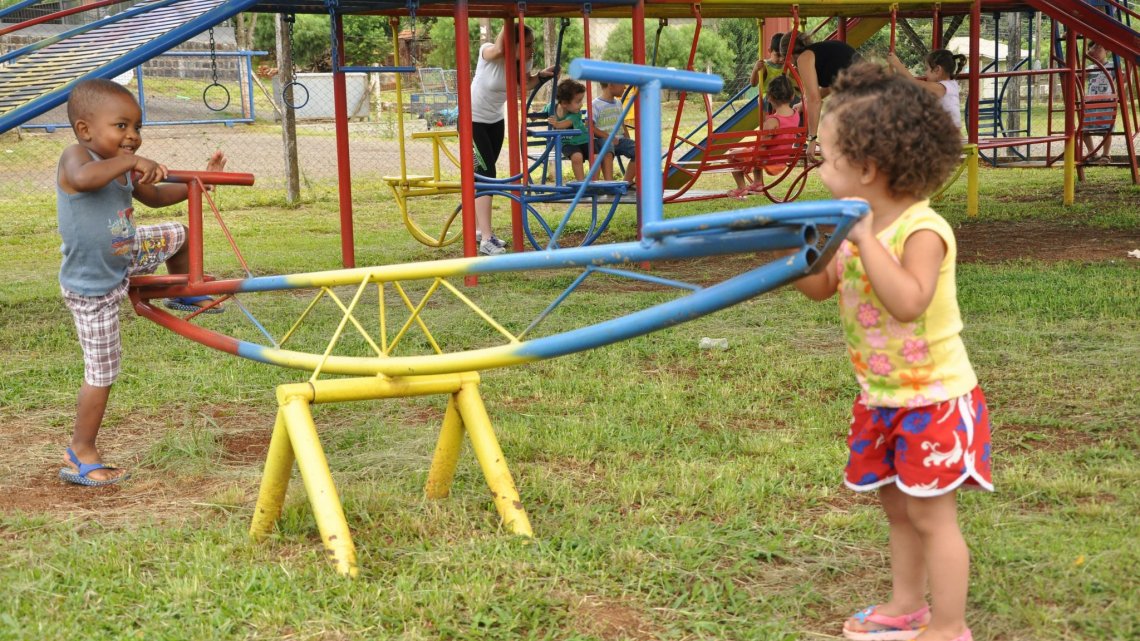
544, 18, 557, 70
276, 13, 301, 204
479, 18, 493, 45
235, 13, 258, 50
1006, 13, 1022, 143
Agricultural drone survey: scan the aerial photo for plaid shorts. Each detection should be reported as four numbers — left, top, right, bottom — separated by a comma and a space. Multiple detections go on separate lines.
63, 222, 186, 387
845, 386, 993, 497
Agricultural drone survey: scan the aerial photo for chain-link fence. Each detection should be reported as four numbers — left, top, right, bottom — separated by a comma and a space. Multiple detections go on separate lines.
2, 15, 772, 199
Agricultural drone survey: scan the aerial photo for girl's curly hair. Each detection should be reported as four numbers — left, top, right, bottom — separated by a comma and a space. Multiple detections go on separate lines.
826, 62, 962, 198
766, 75, 795, 105
556, 78, 585, 104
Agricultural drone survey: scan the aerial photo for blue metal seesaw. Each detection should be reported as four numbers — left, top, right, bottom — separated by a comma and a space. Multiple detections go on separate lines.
128, 60, 868, 576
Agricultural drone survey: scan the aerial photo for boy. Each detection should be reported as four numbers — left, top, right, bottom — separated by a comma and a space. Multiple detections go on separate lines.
1082, 42, 1115, 163
591, 80, 638, 185
56, 78, 225, 486
749, 33, 786, 110
545, 78, 591, 182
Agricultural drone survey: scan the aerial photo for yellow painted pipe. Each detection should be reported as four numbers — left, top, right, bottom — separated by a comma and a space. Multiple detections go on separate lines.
280, 394, 359, 578
249, 409, 296, 540
455, 382, 533, 537
284, 372, 478, 405
425, 394, 465, 499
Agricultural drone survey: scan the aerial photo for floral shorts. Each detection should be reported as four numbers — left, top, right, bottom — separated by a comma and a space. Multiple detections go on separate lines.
63, 223, 186, 387
845, 386, 993, 497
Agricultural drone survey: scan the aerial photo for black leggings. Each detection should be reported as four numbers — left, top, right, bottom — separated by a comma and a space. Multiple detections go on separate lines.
472, 120, 505, 179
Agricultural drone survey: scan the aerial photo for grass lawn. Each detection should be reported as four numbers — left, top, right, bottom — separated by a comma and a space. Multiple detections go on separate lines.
0, 166, 1137, 640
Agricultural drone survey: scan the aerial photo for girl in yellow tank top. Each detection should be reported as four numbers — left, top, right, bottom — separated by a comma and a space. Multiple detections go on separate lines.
791, 63, 990, 641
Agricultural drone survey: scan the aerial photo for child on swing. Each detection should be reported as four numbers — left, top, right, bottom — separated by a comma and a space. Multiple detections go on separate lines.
792, 63, 991, 641
545, 78, 591, 182
731, 75, 800, 196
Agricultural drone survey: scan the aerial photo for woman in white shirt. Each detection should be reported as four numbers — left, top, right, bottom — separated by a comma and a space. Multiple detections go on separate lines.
469, 25, 556, 255
888, 49, 966, 129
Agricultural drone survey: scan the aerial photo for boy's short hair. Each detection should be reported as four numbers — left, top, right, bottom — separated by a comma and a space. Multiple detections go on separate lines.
768, 33, 784, 53
826, 62, 961, 199
556, 78, 586, 104
67, 78, 136, 127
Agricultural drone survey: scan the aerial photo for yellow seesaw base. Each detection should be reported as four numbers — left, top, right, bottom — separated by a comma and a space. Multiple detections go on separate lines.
248, 372, 532, 577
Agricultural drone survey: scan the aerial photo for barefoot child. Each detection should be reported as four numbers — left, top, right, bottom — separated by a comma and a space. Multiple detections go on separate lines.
56, 78, 226, 486
791, 63, 991, 641
546, 78, 590, 182
731, 75, 800, 195
591, 80, 638, 184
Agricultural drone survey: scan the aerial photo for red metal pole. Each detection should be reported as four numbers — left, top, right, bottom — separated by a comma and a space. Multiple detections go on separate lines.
332, 13, 355, 268
932, 6, 943, 49
187, 179, 203, 284
507, 14, 524, 252
454, 0, 478, 282
968, 1, 980, 147
632, 0, 645, 239
837, 17, 848, 42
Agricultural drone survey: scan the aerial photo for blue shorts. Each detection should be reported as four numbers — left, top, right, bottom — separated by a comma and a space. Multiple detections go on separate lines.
594, 136, 636, 160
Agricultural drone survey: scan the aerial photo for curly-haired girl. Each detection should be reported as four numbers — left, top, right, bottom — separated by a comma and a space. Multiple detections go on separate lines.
792, 62, 991, 641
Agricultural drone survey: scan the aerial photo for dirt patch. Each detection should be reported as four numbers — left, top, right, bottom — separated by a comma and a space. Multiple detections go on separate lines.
996, 423, 1101, 454
0, 403, 272, 522
570, 595, 661, 641
955, 221, 1140, 264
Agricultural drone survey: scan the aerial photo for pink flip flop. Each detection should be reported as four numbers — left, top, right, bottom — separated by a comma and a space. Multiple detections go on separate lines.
842, 604, 930, 641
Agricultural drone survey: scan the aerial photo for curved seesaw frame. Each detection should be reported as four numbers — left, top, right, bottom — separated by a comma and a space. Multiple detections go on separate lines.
128, 61, 866, 577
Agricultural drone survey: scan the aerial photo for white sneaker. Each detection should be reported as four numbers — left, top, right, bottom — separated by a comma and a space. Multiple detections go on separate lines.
475, 232, 508, 248
479, 239, 506, 256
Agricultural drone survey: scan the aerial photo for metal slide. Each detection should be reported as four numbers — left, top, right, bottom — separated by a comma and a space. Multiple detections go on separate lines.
1026, 0, 1140, 62
0, 0, 259, 134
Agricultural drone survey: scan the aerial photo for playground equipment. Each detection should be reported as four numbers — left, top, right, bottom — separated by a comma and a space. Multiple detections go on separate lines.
381, 7, 632, 254
0, 0, 259, 133
128, 60, 867, 575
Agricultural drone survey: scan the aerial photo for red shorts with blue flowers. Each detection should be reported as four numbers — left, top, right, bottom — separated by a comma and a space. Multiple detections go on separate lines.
845, 386, 993, 497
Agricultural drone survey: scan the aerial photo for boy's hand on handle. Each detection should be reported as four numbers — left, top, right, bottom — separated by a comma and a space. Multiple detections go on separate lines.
132, 156, 168, 185
205, 150, 227, 172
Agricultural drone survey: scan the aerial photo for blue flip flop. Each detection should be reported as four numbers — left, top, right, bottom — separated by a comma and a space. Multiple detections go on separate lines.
58, 447, 130, 487
164, 295, 224, 314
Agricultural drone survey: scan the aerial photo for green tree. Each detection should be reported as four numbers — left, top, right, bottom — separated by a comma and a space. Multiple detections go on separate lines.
603, 22, 736, 88
254, 14, 394, 71
425, 18, 583, 72
717, 18, 760, 88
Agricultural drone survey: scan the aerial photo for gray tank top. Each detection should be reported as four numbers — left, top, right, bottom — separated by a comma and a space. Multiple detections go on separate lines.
57, 153, 136, 296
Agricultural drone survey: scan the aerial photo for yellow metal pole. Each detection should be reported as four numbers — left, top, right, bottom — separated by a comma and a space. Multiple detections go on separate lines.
966, 144, 979, 217
1063, 138, 1076, 205
454, 382, 533, 537
425, 393, 465, 499
279, 391, 359, 577
250, 408, 296, 540
391, 17, 408, 181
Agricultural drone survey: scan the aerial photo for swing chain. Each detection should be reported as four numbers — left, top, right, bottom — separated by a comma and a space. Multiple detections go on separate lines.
285, 12, 296, 84
208, 27, 219, 86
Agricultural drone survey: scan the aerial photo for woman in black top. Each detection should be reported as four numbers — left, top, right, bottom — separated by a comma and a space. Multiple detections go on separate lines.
781, 33, 859, 158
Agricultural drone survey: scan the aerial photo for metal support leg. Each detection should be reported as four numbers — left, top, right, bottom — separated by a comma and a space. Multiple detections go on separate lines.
280, 394, 358, 577
426, 393, 465, 499
455, 382, 533, 537
250, 408, 296, 540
